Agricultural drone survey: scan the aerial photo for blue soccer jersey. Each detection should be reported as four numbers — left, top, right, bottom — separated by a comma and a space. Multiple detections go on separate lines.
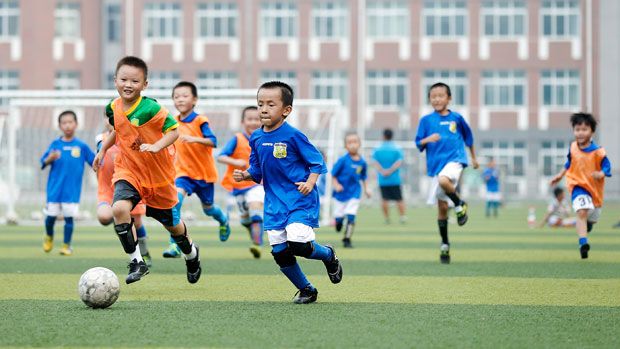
332, 153, 367, 202
415, 110, 474, 176
372, 142, 403, 186
40, 137, 95, 203
247, 122, 327, 230
483, 167, 500, 193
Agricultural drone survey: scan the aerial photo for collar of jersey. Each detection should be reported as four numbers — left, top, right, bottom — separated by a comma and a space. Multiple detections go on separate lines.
113, 96, 142, 117
578, 141, 600, 153
178, 111, 198, 123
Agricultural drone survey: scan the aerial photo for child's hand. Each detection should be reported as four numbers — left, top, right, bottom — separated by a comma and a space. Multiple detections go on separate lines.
179, 135, 199, 143
365, 189, 372, 199
550, 174, 562, 186
92, 151, 104, 172
471, 158, 480, 169
333, 182, 344, 193
46, 150, 61, 163
426, 133, 441, 144
233, 169, 246, 182
295, 181, 315, 195
140, 143, 162, 153
592, 171, 605, 180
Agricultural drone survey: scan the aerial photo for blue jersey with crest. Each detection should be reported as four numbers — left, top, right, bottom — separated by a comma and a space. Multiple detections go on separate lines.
332, 153, 367, 202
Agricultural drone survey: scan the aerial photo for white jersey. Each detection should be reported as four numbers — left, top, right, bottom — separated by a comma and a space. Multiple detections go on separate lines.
547, 198, 570, 219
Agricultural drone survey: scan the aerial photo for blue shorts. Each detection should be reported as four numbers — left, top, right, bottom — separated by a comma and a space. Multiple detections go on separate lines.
175, 177, 215, 205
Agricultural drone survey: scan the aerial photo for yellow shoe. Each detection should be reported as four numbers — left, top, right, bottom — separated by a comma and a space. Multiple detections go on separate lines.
43, 236, 53, 253
59, 244, 73, 256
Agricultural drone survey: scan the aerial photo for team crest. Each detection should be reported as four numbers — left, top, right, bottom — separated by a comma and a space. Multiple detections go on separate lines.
130, 118, 140, 126
449, 121, 457, 134
355, 165, 363, 174
273, 142, 287, 159
71, 146, 81, 158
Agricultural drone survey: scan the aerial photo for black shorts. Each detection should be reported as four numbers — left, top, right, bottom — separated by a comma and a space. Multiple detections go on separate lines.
380, 185, 403, 201
113, 180, 180, 227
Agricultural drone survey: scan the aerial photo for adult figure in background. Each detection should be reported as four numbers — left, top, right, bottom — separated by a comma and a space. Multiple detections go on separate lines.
372, 128, 406, 224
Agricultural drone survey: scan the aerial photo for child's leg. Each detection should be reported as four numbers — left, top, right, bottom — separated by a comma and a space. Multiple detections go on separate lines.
112, 199, 142, 262
334, 200, 345, 232
45, 215, 56, 237
493, 201, 499, 217
397, 200, 407, 223
97, 203, 114, 226
284, 223, 342, 284
576, 209, 589, 252
198, 183, 230, 241
248, 202, 264, 246
134, 215, 149, 255
344, 214, 356, 242
63, 217, 74, 245
271, 242, 312, 290
438, 200, 450, 245
165, 219, 201, 283
485, 201, 491, 217
438, 176, 463, 208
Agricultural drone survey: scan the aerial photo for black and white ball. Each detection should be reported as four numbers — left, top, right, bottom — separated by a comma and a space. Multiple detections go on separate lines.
78, 267, 120, 309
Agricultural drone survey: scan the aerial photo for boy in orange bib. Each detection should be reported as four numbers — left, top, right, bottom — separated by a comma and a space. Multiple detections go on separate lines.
93, 56, 201, 284
551, 113, 612, 259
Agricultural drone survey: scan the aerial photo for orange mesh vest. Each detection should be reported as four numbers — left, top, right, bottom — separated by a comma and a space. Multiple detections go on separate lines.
221, 132, 255, 192
174, 114, 218, 182
566, 141, 606, 207
97, 132, 119, 196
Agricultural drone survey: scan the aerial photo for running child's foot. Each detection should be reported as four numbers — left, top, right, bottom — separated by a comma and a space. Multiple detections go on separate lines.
142, 252, 153, 267
440, 243, 450, 264
335, 221, 343, 232
185, 245, 202, 284
219, 223, 231, 242
322, 245, 343, 284
43, 235, 53, 253
580, 243, 590, 259
249, 246, 261, 259
456, 202, 469, 226
162, 243, 181, 258
59, 244, 73, 256
293, 286, 318, 304
126, 259, 149, 284
342, 238, 353, 248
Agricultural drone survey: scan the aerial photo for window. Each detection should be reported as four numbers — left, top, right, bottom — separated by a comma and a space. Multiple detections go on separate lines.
54, 71, 80, 90
196, 2, 238, 39
260, 70, 298, 93
311, 71, 347, 104
260, 1, 297, 39
422, 70, 467, 106
196, 71, 239, 90
541, 0, 579, 38
423, 0, 467, 37
104, 72, 115, 90
105, 3, 121, 43
0, 70, 19, 106
367, 70, 408, 108
55, 2, 80, 39
144, 2, 181, 39
367, 1, 408, 38
0, 0, 19, 39
148, 71, 180, 90
480, 140, 527, 176
481, 70, 526, 106
541, 70, 580, 107
312, 1, 348, 39
481, 1, 527, 38
540, 140, 570, 176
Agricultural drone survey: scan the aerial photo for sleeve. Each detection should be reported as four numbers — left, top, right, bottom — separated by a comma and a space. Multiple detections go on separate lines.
246, 137, 262, 183
294, 132, 327, 175
83, 143, 96, 167
162, 114, 178, 133
361, 161, 368, 181
601, 156, 612, 177
218, 136, 238, 157
331, 157, 344, 177
397, 147, 404, 161
564, 149, 572, 170
458, 116, 474, 147
40, 142, 54, 169
200, 121, 218, 147
415, 118, 428, 152
105, 102, 114, 128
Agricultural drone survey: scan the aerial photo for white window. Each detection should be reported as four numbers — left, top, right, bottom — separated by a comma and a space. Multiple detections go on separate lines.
541, 70, 580, 108
367, 70, 408, 108
422, 70, 468, 107
104, 72, 115, 90
540, 0, 579, 38
55, 2, 80, 39
260, 70, 298, 94
540, 140, 570, 176
480, 140, 527, 177
481, 1, 527, 38
148, 71, 180, 91
260, 1, 297, 39
423, 0, 467, 37
366, 1, 409, 38
54, 71, 80, 90
481, 70, 526, 106
196, 2, 238, 39
0, 70, 19, 106
105, 3, 121, 43
144, 2, 181, 39
312, 1, 348, 39
0, 0, 19, 39
196, 71, 239, 90
311, 70, 347, 104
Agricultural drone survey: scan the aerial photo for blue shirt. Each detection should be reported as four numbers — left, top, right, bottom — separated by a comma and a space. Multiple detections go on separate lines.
332, 153, 368, 201
40, 137, 95, 203
483, 167, 500, 193
181, 111, 217, 147
247, 122, 327, 230
372, 142, 403, 186
563, 141, 612, 201
415, 110, 474, 176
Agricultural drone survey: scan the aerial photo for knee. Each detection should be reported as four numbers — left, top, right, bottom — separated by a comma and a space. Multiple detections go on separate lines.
98, 213, 113, 226
438, 176, 451, 187
111, 203, 127, 220
271, 243, 296, 268
287, 241, 314, 258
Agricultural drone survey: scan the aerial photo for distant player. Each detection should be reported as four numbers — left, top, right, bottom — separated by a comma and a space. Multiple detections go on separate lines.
482, 157, 501, 218
94, 56, 201, 284
550, 112, 611, 258
162, 81, 231, 258
332, 133, 370, 248
415, 82, 479, 264
41, 110, 95, 255
96, 118, 152, 266
372, 128, 406, 224
539, 187, 576, 228
218, 106, 265, 258
233, 81, 342, 304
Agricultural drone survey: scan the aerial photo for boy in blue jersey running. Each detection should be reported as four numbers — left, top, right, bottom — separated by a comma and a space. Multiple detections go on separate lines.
482, 157, 501, 218
332, 133, 370, 248
41, 110, 95, 255
233, 81, 343, 304
415, 82, 478, 264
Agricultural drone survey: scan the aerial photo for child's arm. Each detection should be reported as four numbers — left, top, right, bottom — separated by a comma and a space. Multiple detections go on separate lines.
295, 172, 319, 196
40, 144, 60, 169
180, 122, 217, 147
415, 118, 439, 151
332, 177, 343, 193
362, 179, 371, 198
235, 139, 261, 183
539, 211, 552, 228
217, 136, 247, 168
93, 131, 116, 172
383, 159, 403, 176
593, 156, 612, 179
84, 143, 96, 167
468, 145, 479, 169
550, 168, 567, 186
293, 132, 327, 195
140, 129, 179, 153
459, 116, 479, 169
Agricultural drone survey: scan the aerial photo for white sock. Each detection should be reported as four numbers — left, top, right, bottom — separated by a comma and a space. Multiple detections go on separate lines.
184, 244, 197, 260
454, 206, 463, 213
138, 237, 149, 254
129, 245, 143, 262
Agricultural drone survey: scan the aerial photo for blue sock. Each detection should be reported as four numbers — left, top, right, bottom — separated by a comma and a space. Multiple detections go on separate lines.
174, 192, 185, 212
45, 216, 56, 237
335, 217, 344, 225
579, 237, 588, 246
63, 217, 74, 244
272, 243, 312, 290
308, 241, 333, 262
486, 202, 492, 216
346, 214, 356, 224
250, 214, 264, 245
204, 205, 227, 225
169, 236, 176, 245
136, 225, 147, 239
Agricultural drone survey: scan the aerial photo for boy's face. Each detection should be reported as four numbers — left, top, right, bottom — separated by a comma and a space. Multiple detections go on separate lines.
429, 87, 451, 113
345, 134, 361, 154
573, 123, 593, 146
242, 109, 261, 135
257, 87, 291, 128
173, 86, 197, 116
59, 114, 77, 137
557, 191, 565, 202
114, 65, 147, 102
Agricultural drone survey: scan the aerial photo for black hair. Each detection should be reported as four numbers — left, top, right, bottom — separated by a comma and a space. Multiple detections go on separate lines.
115, 56, 148, 79
344, 132, 360, 145
553, 187, 564, 198
258, 81, 294, 107
428, 82, 452, 99
241, 106, 258, 121
58, 110, 77, 123
173, 81, 198, 98
570, 112, 597, 133
383, 128, 393, 141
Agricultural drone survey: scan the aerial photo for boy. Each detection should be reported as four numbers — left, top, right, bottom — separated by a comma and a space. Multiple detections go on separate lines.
96, 119, 152, 266
332, 133, 370, 248
539, 187, 576, 228
93, 56, 201, 284
218, 106, 265, 259
482, 157, 501, 218
162, 81, 230, 258
372, 129, 406, 224
415, 82, 478, 264
233, 81, 342, 304
41, 110, 95, 255
550, 113, 611, 258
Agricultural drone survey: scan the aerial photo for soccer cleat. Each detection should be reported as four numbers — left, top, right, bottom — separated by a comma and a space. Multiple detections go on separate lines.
293, 286, 318, 304
440, 243, 450, 264
59, 244, 73, 256
142, 252, 153, 267
162, 243, 181, 258
126, 259, 149, 284
219, 223, 231, 242
400, 215, 408, 224
335, 220, 343, 232
456, 202, 469, 226
323, 245, 343, 284
249, 246, 261, 259
185, 244, 202, 284
342, 238, 353, 248
43, 235, 53, 253
580, 243, 590, 259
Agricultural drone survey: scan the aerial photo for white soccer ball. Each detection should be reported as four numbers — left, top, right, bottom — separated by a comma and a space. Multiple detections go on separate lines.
78, 267, 120, 309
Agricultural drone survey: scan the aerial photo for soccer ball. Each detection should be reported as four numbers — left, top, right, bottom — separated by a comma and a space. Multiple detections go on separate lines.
78, 267, 120, 309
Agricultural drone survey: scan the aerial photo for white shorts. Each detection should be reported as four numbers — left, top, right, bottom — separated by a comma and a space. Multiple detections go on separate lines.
572, 195, 602, 223
235, 185, 265, 216
548, 215, 577, 227
333, 198, 360, 218
486, 192, 502, 202
266, 223, 316, 246
44, 202, 79, 218
426, 162, 464, 205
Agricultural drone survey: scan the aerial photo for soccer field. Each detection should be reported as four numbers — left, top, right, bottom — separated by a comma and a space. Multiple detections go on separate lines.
1, 205, 619, 348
